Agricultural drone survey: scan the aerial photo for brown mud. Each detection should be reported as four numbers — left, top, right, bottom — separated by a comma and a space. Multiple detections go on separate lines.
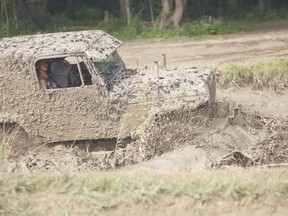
1, 28, 288, 173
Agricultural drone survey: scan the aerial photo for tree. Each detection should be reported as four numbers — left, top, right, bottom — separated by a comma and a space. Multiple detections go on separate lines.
171, 0, 184, 28
120, 0, 131, 24
148, 0, 155, 25
15, 0, 49, 30
259, 0, 270, 12
198, 0, 208, 16
17, 0, 39, 29
158, 0, 185, 29
11, 0, 19, 30
158, 0, 172, 29
0, 0, 10, 36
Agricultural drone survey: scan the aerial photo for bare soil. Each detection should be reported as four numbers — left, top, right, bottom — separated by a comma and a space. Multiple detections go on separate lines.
104, 195, 288, 216
118, 27, 288, 69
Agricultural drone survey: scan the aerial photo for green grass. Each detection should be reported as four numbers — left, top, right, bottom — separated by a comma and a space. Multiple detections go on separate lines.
108, 18, 251, 40
0, 169, 288, 215
217, 59, 288, 87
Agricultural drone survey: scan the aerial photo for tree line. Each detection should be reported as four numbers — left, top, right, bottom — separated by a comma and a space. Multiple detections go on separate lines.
0, 0, 287, 36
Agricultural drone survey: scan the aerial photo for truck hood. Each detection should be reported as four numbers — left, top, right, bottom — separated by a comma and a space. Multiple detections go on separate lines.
108, 67, 214, 109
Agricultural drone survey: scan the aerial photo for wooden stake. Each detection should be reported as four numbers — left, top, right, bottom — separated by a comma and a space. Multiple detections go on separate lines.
154, 61, 159, 79
162, 54, 167, 70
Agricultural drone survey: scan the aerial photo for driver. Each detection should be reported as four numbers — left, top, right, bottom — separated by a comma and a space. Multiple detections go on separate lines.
37, 59, 57, 90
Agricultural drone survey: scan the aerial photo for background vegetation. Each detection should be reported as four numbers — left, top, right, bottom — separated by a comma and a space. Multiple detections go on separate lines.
0, 0, 288, 40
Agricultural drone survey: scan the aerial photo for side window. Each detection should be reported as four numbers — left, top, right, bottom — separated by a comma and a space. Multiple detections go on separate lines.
35, 56, 92, 90
36, 59, 57, 90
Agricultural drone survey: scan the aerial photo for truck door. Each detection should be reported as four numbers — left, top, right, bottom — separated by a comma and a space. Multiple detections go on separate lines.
34, 55, 119, 142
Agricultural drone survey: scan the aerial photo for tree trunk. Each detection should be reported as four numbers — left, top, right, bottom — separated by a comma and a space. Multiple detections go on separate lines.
229, 0, 238, 10
66, 0, 77, 12
2, 0, 10, 36
171, 0, 184, 28
148, 0, 155, 25
229, 0, 243, 11
259, 0, 270, 12
201, 0, 208, 16
27, 0, 49, 29
158, 0, 172, 29
17, 0, 38, 30
120, 0, 131, 25
196, 0, 208, 17
12, 0, 19, 30
125, 0, 131, 24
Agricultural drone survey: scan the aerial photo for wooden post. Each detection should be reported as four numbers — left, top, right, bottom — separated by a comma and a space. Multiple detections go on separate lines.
162, 54, 167, 70
104, 11, 109, 23
154, 61, 159, 79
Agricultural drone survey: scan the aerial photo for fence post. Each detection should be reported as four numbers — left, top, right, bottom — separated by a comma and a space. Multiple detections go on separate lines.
162, 54, 167, 70
154, 61, 159, 79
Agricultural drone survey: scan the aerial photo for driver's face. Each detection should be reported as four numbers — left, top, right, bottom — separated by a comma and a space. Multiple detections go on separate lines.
38, 60, 48, 71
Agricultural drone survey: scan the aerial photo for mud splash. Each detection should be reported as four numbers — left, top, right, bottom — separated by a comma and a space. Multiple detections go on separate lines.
2, 97, 287, 173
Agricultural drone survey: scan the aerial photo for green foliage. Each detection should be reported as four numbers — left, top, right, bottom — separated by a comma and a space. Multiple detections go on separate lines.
73, 5, 104, 21
26, 0, 43, 3
2, 2, 288, 40
110, 17, 244, 40
183, 17, 228, 36
223, 64, 253, 84
113, 18, 144, 39
218, 60, 288, 86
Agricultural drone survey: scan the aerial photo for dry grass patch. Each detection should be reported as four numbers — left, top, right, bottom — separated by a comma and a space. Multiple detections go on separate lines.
0, 168, 288, 215
217, 59, 288, 92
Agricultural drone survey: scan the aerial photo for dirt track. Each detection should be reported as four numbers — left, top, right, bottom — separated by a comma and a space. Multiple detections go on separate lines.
119, 28, 288, 69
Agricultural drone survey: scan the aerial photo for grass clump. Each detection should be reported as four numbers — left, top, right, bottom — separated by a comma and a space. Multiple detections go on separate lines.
0, 127, 13, 162
218, 59, 288, 91
0, 169, 288, 215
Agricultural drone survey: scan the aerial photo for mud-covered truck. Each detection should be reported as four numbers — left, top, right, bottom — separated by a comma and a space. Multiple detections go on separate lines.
0, 30, 216, 146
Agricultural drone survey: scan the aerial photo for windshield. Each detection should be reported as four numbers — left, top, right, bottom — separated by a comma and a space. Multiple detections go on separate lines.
91, 51, 125, 83
93, 51, 118, 74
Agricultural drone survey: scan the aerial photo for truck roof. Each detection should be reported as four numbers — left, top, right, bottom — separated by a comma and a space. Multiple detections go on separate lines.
0, 30, 122, 61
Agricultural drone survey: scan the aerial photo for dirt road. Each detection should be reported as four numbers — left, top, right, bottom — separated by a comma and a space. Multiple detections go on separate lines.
119, 28, 288, 69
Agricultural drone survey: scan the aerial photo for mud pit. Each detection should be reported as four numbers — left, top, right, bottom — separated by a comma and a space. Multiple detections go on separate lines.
1, 29, 288, 173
